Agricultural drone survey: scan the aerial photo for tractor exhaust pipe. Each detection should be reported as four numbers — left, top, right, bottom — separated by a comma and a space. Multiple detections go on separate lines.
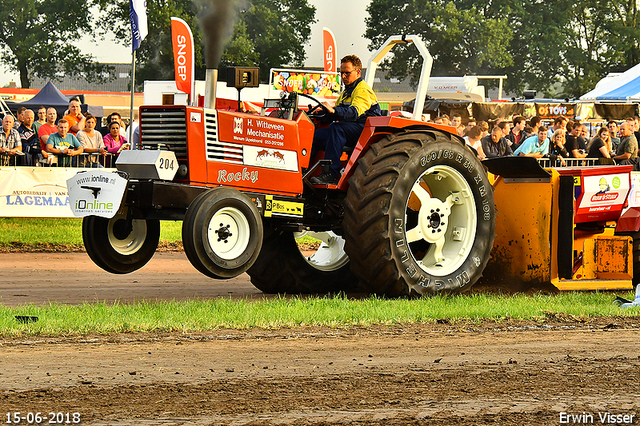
204, 68, 218, 110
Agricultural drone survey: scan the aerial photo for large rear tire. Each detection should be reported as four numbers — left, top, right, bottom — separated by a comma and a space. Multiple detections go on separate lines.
83, 211, 160, 274
247, 230, 357, 293
343, 132, 496, 297
182, 187, 263, 279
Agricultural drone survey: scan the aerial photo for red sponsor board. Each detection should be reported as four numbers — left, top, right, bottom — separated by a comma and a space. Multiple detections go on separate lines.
211, 111, 316, 196
558, 167, 632, 223
535, 103, 575, 119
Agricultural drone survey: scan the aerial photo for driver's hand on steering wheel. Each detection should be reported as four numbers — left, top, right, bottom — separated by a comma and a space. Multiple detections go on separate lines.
321, 101, 335, 114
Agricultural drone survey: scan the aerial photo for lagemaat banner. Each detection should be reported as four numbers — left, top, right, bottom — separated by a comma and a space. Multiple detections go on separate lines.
0, 167, 115, 218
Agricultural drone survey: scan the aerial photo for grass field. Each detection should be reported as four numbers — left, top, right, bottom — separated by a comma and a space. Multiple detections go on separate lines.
0, 218, 638, 337
1, 292, 639, 336
0, 218, 182, 247
0, 218, 320, 248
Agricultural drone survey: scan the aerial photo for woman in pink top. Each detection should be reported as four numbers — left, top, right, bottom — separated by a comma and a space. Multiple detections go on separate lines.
103, 121, 130, 155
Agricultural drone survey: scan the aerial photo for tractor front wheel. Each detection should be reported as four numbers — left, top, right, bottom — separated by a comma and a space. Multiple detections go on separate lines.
83, 211, 160, 274
182, 187, 263, 279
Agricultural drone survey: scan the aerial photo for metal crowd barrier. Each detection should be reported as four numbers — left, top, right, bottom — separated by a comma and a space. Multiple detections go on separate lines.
0, 152, 624, 170
537, 157, 601, 168
0, 152, 118, 168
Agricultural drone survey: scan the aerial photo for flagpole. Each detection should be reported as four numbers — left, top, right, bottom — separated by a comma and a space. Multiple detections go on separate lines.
129, 50, 136, 147
128, 0, 147, 148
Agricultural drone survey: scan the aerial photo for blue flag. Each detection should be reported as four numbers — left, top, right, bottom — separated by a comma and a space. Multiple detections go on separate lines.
129, 0, 148, 52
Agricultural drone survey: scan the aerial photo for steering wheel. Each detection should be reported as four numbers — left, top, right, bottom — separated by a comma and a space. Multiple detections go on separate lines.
298, 92, 330, 118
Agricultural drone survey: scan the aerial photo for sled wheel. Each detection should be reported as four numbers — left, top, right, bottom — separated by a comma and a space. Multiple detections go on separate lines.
247, 230, 356, 294
83, 211, 160, 274
343, 131, 496, 296
182, 187, 263, 279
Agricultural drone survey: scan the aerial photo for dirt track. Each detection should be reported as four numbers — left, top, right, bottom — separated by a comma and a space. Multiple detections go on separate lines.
0, 252, 262, 306
1, 252, 639, 425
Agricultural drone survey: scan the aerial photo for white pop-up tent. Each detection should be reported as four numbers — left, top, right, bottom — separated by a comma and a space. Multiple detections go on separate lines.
580, 63, 640, 102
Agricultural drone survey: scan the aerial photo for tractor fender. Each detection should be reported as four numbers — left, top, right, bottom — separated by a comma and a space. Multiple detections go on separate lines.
337, 118, 465, 190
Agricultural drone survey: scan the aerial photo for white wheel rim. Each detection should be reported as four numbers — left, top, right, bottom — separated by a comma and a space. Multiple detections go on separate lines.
207, 207, 251, 260
295, 231, 349, 271
107, 213, 148, 255
404, 165, 477, 276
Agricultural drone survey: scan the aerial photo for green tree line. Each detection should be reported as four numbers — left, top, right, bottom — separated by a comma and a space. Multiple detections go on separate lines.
2, 0, 639, 98
366, 0, 640, 98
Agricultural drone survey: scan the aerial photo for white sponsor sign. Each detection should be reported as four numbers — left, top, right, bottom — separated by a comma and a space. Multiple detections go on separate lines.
66, 170, 128, 218
579, 173, 630, 212
0, 167, 116, 218
243, 146, 298, 172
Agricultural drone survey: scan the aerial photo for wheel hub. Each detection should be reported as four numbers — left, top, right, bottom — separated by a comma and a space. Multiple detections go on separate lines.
420, 200, 450, 243
215, 223, 233, 242
428, 209, 444, 230
107, 214, 148, 255
207, 208, 250, 261
112, 219, 133, 240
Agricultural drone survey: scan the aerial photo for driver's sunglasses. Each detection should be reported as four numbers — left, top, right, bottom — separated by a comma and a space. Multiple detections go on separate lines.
341, 70, 357, 76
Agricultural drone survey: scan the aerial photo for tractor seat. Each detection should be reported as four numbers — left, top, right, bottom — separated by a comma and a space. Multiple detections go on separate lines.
341, 111, 388, 154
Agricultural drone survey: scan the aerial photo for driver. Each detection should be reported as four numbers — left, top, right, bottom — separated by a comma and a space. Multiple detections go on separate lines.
310, 55, 382, 184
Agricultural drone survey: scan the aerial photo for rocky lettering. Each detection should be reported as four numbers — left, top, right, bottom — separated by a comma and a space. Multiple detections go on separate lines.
218, 168, 259, 184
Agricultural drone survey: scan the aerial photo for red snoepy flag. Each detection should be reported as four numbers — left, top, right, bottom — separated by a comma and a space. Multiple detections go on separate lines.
171, 17, 194, 100
323, 27, 337, 73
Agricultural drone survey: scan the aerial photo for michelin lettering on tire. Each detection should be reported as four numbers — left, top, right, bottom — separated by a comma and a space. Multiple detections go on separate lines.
395, 147, 493, 293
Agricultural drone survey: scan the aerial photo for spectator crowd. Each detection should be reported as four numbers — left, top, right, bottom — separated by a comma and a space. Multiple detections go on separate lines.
2, 98, 640, 169
0, 98, 140, 167
434, 113, 639, 166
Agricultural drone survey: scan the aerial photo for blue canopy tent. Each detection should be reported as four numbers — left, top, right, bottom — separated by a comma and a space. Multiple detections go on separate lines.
580, 63, 640, 102
579, 65, 640, 119
6, 82, 103, 120
596, 75, 640, 102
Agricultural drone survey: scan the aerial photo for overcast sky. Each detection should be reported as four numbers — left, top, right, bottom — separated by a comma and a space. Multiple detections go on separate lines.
0, 0, 372, 88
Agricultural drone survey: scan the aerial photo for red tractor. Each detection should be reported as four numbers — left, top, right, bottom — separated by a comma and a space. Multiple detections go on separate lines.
69, 35, 496, 296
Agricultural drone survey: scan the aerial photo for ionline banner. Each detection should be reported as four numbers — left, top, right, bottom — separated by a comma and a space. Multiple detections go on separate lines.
0, 167, 116, 218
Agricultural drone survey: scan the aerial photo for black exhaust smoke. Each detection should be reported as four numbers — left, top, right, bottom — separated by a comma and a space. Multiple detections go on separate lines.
194, 0, 246, 68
